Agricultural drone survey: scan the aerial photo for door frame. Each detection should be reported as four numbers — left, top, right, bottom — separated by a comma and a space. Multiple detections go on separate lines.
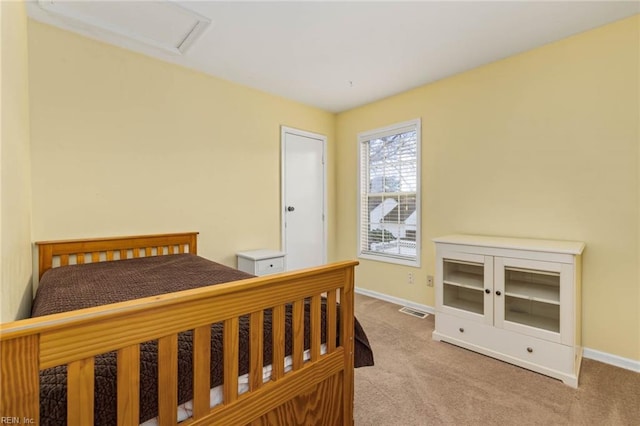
280, 126, 328, 269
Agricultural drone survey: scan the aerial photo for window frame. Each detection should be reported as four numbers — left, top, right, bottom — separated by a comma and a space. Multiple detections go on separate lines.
357, 118, 421, 267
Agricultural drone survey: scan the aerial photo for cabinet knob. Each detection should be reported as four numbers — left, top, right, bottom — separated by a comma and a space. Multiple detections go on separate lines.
495, 290, 502, 296
459, 327, 464, 333
485, 288, 491, 294
287, 206, 295, 212
527, 347, 533, 353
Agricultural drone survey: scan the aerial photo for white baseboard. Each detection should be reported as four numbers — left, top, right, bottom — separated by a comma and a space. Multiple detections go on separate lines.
582, 347, 640, 373
355, 287, 640, 374
355, 287, 435, 315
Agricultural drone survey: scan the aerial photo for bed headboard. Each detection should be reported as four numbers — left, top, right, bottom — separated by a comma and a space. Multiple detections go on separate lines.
36, 232, 199, 279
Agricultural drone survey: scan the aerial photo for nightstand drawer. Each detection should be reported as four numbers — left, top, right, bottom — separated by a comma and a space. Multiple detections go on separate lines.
256, 257, 285, 274
237, 249, 286, 276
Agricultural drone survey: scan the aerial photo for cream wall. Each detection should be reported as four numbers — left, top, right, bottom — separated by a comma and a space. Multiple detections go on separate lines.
336, 16, 639, 361
27, 21, 336, 275
1, 1, 33, 322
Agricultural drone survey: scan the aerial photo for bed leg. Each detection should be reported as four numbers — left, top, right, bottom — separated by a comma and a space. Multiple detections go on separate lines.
341, 267, 355, 426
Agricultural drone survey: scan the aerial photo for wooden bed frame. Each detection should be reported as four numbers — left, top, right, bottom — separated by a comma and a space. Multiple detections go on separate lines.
0, 232, 358, 425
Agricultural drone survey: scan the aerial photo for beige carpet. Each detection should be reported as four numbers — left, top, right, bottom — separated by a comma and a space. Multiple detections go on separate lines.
353, 293, 640, 425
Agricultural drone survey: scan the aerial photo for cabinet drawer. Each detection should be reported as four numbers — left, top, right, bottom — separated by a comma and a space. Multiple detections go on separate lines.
256, 257, 285, 275
435, 313, 575, 375
496, 329, 575, 374
435, 312, 493, 347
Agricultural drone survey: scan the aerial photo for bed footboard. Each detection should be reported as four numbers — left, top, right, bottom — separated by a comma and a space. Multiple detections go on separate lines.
1, 260, 358, 425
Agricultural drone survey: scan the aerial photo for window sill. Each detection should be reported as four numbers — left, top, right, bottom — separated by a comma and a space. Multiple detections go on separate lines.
358, 252, 420, 268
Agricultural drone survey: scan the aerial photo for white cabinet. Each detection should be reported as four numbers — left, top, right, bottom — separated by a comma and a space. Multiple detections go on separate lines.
433, 234, 584, 387
237, 249, 286, 276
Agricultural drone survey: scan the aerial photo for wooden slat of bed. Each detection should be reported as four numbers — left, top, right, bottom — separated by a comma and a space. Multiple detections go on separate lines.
311, 295, 322, 362
223, 317, 240, 404
158, 334, 178, 425
327, 290, 337, 352
193, 325, 212, 420
67, 357, 94, 425
117, 345, 140, 425
271, 305, 285, 381
292, 300, 304, 371
249, 310, 264, 392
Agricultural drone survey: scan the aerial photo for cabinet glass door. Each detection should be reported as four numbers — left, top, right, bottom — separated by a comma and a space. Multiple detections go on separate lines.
443, 259, 485, 315
504, 267, 560, 333
437, 251, 493, 323
495, 258, 564, 342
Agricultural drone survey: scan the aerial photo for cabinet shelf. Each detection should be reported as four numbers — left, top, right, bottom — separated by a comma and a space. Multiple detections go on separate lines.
443, 296, 484, 315
504, 280, 560, 305
505, 310, 560, 333
443, 271, 484, 290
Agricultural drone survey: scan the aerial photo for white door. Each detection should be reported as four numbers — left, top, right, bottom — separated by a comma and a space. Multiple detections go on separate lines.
281, 127, 326, 271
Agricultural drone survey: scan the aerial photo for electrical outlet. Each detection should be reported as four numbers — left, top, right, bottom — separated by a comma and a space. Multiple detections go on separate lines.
407, 272, 415, 284
427, 275, 434, 287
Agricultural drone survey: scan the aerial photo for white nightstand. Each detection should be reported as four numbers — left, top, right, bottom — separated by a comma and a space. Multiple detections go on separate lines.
236, 249, 286, 276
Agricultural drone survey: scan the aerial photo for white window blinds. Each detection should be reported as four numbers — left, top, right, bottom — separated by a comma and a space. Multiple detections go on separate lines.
358, 119, 421, 266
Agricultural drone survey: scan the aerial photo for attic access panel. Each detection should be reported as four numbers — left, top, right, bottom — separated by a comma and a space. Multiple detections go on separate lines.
38, 0, 211, 54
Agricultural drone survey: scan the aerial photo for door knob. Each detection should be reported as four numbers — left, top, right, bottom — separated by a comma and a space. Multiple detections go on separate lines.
287, 206, 295, 212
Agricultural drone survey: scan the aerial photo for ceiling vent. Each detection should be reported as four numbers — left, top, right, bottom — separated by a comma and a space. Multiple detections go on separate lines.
37, 0, 211, 55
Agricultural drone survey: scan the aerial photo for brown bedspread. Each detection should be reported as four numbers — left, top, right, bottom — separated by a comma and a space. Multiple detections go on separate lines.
32, 254, 373, 425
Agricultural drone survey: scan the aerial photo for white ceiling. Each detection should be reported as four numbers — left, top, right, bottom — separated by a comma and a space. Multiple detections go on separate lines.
27, 1, 640, 113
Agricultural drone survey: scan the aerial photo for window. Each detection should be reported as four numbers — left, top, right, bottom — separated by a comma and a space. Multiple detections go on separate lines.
358, 119, 421, 266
